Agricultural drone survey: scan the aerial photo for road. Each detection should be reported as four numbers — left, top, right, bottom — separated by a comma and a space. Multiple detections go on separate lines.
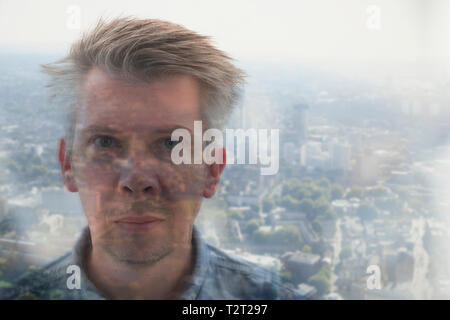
410, 217, 432, 299
330, 218, 342, 293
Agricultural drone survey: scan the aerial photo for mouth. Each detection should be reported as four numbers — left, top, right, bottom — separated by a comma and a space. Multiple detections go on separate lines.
114, 216, 164, 233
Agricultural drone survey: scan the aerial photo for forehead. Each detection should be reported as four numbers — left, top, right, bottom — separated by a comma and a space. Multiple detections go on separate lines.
76, 67, 202, 134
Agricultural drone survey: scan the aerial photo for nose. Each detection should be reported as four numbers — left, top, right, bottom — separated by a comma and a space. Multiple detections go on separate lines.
117, 158, 162, 198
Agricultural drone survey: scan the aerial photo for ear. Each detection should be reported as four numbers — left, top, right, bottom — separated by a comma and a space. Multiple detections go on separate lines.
58, 138, 78, 193
203, 146, 226, 198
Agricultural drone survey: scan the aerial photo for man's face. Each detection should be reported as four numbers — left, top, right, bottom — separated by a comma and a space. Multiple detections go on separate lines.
59, 68, 217, 265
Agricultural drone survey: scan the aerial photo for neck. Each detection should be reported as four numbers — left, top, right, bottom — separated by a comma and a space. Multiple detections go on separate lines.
86, 239, 194, 300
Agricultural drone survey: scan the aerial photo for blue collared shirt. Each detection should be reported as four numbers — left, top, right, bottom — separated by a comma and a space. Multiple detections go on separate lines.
6, 225, 305, 300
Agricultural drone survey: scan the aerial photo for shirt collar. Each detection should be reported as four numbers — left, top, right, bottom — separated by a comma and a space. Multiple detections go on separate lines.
178, 225, 210, 300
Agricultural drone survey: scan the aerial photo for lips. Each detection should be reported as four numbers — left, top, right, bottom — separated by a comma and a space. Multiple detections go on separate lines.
115, 216, 163, 223
114, 216, 164, 232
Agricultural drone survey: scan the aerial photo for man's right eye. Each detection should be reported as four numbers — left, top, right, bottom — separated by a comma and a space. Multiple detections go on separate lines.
93, 136, 117, 148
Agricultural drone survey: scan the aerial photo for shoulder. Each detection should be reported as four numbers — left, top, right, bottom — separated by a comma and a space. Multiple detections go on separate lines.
202, 244, 305, 300
2, 251, 75, 300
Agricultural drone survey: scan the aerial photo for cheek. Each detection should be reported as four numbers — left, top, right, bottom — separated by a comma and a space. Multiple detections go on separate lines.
161, 164, 206, 200
72, 153, 119, 188
72, 157, 119, 216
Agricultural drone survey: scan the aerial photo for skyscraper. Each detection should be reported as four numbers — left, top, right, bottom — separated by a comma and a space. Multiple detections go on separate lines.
292, 103, 309, 142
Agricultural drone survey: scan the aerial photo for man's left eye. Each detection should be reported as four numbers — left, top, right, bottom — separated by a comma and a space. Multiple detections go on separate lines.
162, 138, 180, 149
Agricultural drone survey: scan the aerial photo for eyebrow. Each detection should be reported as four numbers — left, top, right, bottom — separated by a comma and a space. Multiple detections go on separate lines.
80, 124, 193, 137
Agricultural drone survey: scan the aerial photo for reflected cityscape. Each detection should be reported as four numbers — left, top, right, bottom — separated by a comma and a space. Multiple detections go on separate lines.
1, 52, 450, 299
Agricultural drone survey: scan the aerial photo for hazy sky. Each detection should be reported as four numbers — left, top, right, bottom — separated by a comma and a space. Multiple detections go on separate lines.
0, 0, 449, 66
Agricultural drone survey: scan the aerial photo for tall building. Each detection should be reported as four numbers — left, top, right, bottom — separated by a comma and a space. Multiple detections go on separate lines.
283, 142, 297, 164
292, 103, 309, 142
354, 151, 379, 185
330, 141, 352, 171
348, 132, 363, 153
301, 141, 330, 170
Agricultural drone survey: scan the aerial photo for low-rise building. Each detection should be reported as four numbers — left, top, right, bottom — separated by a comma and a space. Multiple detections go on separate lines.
281, 251, 322, 284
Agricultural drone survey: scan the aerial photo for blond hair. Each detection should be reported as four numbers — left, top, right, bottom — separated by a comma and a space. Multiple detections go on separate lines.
42, 16, 246, 159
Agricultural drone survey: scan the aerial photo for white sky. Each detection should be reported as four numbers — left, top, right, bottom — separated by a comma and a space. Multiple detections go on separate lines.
0, 0, 449, 66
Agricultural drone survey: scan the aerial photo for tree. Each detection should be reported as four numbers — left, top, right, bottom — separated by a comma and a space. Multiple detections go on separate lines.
309, 185, 323, 201
282, 178, 303, 197
394, 186, 409, 200
339, 246, 352, 260
313, 196, 331, 216
262, 196, 274, 213
280, 195, 299, 210
311, 219, 323, 235
322, 207, 337, 221
301, 244, 312, 253
408, 198, 425, 213
280, 270, 293, 284
251, 229, 271, 245
375, 197, 399, 212
0, 197, 7, 219
346, 186, 364, 199
49, 289, 65, 300
28, 164, 48, 181
330, 184, 344, 200
317, 177, 331, 190
229, 211, 244, 220
308, 276, 329, 297
302, 177, 313, 184
366, 186, 389, 198
0, 257, 8, 279
7, 160, 20, 174
245, 219, 261, 234
357, 203, 378, 222
307, 264, 331, 297
249, 204, 259, 213
292, 188, 311, 202
272, 226, 302, 245
299, 199, 314, 216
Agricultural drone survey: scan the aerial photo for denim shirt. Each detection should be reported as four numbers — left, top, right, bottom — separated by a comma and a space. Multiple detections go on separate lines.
6, 225, 305, 300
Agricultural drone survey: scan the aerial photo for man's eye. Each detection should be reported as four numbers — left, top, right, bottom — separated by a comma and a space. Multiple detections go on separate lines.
94, 136, 117, 148
162, 138, 181, 150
